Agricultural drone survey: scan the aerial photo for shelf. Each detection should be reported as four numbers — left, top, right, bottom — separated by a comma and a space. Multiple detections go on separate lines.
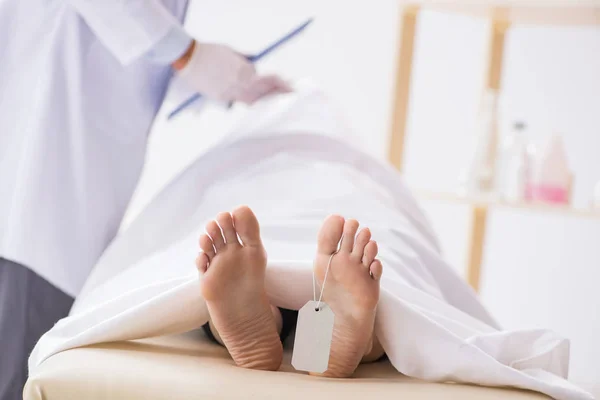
410, 1, 600, 26
414, 188, 600, 220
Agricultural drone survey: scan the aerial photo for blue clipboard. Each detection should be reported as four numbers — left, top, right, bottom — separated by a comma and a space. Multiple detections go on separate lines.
168, 18, 314, 120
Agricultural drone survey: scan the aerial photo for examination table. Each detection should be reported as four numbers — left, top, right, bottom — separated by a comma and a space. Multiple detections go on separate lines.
24, 331, 552, 400
23, 88, 594, 400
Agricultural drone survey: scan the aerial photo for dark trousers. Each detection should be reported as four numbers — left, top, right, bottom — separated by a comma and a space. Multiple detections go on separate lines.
0, 258, 74, 400
202, 308, 298, 346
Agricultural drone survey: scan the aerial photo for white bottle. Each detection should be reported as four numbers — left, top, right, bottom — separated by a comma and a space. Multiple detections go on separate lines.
498, 122, 528, 202
529, 135, 572, 205
467, 90, 500, 194
593, 181, 600, 209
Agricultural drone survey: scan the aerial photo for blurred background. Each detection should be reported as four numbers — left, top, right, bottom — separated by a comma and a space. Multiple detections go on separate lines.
125, 0, 600, 386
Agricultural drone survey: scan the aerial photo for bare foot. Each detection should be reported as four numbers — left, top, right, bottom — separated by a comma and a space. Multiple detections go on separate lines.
196, 206, 282, 370
312, 215, 383, 378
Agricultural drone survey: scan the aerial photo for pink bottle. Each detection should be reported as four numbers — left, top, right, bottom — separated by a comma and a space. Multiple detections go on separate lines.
526, 135, 573, 205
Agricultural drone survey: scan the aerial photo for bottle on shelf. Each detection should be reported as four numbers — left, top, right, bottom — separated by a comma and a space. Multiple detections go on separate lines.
592, 181, 600, 210
527, 135, 573, 205
497, 121, 529, 202
524, 141, 537, 201
467, 89, 500, 195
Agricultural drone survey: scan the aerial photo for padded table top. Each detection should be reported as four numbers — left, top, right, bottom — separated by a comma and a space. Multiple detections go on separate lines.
25, 331, 552, 400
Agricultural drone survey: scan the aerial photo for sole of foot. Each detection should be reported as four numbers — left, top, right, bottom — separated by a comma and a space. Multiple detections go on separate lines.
196, 206, 283, 371
311, 215, 383, 378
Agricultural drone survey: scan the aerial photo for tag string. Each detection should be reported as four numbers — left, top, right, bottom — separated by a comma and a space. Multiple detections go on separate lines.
312, 236, 342, 311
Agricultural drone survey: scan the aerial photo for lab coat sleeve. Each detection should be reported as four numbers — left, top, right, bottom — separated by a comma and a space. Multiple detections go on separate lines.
144, 25, 193, 65
65, 0, 185, 65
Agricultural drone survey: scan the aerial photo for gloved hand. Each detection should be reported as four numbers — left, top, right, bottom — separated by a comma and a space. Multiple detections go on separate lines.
176, 41, 291, 105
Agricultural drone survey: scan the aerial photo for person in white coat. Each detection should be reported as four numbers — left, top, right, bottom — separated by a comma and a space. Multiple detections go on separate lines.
0, 1, 289, 398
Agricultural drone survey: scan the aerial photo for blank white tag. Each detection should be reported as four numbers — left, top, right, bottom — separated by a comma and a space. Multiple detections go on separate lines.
291, 301, 335, 373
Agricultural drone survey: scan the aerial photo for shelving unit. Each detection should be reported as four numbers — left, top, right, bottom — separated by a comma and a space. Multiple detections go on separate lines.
415, 189, 600, 220
388, 1, 600, 292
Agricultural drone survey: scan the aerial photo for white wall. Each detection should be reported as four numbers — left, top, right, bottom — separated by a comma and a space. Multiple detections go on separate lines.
406, 9, 600, 387
128, 0, 600, 386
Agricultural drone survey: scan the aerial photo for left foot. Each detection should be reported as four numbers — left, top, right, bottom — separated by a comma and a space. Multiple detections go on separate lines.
196, 206, 283, 371
312, 215, 383, 378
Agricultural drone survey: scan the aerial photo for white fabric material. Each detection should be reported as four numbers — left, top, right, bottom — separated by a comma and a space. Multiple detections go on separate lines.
29, 86, 593, 400
0, 0, 188, 296
65, 0, 183, 66
145, 24, 193, 65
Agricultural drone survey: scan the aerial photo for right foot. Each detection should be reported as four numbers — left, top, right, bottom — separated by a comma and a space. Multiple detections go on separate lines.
312, 215, 383, 378
196, 206, 282, 371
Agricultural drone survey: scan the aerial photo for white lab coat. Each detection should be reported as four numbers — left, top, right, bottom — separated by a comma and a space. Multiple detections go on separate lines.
0, 0, 189, 296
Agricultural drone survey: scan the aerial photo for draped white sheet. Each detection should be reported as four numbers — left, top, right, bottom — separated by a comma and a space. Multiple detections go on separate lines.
29, 84, 593, 400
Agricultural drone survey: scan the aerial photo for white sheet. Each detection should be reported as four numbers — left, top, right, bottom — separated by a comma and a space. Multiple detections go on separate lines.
29, 83, 593, 400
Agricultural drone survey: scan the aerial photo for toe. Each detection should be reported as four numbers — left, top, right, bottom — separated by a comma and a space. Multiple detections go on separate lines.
199, 234, 216, 261
341, 219, 359, 253
363, 241, 378, 268
196, 253, 209, 273
231, 206, 262, 247
217, 212, 239, 245
317, 215, 345, 254
369, 259, 383, 280
351, 228, 371, 260
206, 220, 226, 250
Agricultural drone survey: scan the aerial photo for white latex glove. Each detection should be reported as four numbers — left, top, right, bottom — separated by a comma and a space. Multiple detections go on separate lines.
176, 42, 291, 104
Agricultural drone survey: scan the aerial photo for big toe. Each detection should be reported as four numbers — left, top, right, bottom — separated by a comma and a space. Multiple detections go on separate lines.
232, 206, 262, 247
317, 215, 345, 254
